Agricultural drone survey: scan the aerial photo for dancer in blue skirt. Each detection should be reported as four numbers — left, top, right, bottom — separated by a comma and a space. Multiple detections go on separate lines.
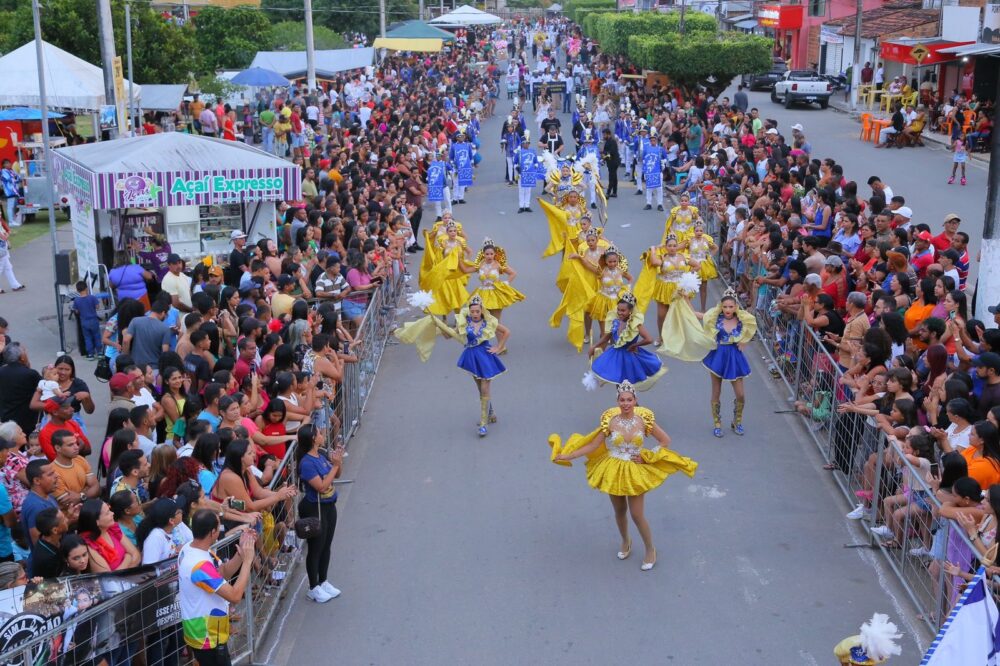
588, 292, 667, 391
699, 288, 757, 438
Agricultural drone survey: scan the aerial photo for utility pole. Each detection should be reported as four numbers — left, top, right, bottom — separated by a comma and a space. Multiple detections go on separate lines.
31, 0, 66, 353
419, 0, 424, 22
849, 0, 863, 114
125, 1, 137, 133
975, 80, 1000, 323
304, 0, 316, 92
679, 0, 687, 34
379, 0, 387, 38
97, 0, 118, 138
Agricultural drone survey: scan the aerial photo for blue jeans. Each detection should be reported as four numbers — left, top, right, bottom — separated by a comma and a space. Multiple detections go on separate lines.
262, 126, 274, 154
562, 92, 571, 113
82, 319, 102, 356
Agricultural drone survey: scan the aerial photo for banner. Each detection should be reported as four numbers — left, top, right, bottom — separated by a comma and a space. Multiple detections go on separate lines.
518, 149, 538, 188
452, 143, 474, 187
643, 148, 663, 189
920, 567, 1000, 665
0, 563, 177, 665
427, 161, 447, 202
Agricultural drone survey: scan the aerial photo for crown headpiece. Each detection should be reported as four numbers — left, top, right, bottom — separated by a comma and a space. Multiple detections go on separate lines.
722, 286, 739, 302
604, 244, 621, 257
468, 294, 483, 307
445, 221, 457, 230
665, 233, 678, 244
619, 291, 637, 307
585, 227, 599, 239
617, 379, 637, 395
482, 237, 496, 250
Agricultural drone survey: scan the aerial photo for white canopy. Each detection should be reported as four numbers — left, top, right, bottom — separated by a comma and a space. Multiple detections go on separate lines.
138, 84, 187, 112
250, 48, 374, 79
0, 40, 139, 111
429, 5, 502, 26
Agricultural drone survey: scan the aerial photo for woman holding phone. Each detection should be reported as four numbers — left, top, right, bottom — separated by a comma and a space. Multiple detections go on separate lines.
296, 425, 344, 604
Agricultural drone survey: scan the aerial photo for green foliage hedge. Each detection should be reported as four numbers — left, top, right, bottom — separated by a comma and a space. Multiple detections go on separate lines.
588, 12, 717, 55
627, 32, 772, 84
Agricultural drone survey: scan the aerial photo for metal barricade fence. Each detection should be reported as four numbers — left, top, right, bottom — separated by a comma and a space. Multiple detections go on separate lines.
0, 271, 407, 665
714, 242, 1000, 635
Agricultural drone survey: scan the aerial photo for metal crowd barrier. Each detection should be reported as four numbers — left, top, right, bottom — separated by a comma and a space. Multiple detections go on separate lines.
0, 271, 408, 665
719, 242, 993, 635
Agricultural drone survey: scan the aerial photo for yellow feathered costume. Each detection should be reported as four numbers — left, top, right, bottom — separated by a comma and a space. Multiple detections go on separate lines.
662, 203, 700, 245
423, 237, 471, 316
548, 407, 698, 496
469, 243, 525, 311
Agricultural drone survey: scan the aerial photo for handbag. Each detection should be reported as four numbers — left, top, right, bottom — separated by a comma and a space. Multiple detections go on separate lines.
94, 354, 112, 382
293, 472, 323, 539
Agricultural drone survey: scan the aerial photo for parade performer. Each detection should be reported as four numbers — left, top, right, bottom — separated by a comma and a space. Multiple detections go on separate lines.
634, 234, 698, 342
576, 131, 603, 210
501, 117, 521, 185
449, 127, 474, 204
423, 221, 471, 316
587, 291, 665, 389
461, 237, 525, 320
697, 289, 758, 438
545, 159, 583, 202
833, 613, 902, 665
426, 150, 452, 221
615, 104, 635, 182
634, 121, 650, 195
683, 221, 718, 311
514, 133, 538, 214
549, 380, 698, 571
556, 215, 605, 295
663, 192, 701, 245
582, 245, 631, 342
550, 226, 608, 352
642, 129, 666, 212
395, 294, 510, 437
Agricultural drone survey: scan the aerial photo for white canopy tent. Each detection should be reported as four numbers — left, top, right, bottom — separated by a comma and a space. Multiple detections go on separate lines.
138, 84, 187, 113
250, 48, 374, 79
0, 40, 140, 111
429, 5, 502, 26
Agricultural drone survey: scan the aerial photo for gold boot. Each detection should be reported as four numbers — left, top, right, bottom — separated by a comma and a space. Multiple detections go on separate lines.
732, 399, 745, 436
711, 401, 723, 438
478, 397, 489, 437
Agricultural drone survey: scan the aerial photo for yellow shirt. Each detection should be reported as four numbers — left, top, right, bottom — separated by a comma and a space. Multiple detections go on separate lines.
271, 293, 295, 317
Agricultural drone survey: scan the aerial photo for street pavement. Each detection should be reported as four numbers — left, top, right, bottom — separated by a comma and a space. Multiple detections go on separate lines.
261, 84, 956, 665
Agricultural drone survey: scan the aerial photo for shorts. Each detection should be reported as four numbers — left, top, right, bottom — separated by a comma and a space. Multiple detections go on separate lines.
953, 154, 967, 164
291, 133, 304, 148
312, 403, 330, 430
343, 299, 367, 319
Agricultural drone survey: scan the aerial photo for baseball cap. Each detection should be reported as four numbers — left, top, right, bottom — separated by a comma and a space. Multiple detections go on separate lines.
765, 128, 779, 135
207, 265, 224, 278
109, 372, 132, 392
326, 251, 342, 265
915, 230, 933, 242
895, 206, 913, 219
277, 274, 295, 288
973, 352, 1000, 373
988, 303, 1000, 315
824, 255, 843, 267
43, 395, 70, 414
230, 230, 247, 240
791, 123, 804, 132
943, 213, 961, 224
167, 253, 183, 264
804, 274, 822, 287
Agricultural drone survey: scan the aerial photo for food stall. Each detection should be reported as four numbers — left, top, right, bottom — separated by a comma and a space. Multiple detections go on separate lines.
51, 132, 301, 281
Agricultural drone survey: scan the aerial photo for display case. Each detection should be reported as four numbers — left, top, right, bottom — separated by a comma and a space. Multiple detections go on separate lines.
199, 204, 243, 256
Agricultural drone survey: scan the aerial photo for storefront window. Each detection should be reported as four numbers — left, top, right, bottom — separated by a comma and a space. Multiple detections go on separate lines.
809, 0, 826, 17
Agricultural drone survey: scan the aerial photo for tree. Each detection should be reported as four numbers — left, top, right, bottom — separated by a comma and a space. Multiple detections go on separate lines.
269, 21, 345, 51
628, 33, 772, 97
193, 6, 272, 71
591, 12, 717, 56
262, 0, 418, 37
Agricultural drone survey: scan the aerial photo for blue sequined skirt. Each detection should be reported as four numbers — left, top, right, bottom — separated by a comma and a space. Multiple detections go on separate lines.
457, 342, 506, 380
702, 344, 751, 380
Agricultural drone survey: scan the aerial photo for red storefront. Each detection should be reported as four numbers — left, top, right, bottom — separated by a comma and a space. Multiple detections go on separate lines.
880, 39, 975, 104
759, 5, 805, 66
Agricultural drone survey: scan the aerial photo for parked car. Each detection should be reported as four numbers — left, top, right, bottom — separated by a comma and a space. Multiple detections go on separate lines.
741, 58, 788, 91
770, 70, 833, 109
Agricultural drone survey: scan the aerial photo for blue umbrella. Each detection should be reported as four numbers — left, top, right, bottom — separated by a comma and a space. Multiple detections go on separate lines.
230, 67, 291, 87
0, 108, 66, 121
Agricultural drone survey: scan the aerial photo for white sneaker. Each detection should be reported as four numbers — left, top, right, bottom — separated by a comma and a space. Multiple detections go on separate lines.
307, 585, 332, 603
846, 504, 866, 520
909, 546, 931, 558
871, 525, 894, 539
320, 581, 341, 599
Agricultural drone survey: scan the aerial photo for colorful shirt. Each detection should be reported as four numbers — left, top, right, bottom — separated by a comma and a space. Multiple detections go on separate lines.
178, 544, 230, 650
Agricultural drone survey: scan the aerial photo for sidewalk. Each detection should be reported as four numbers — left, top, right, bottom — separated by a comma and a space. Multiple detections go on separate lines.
827, 95, 990, 164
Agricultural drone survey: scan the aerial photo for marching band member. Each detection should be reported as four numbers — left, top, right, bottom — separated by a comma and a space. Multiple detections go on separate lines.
501, 116, 520, 185
515, 133, 538, 214
642, 129, 666, 212
549, 378, 698, 571
449, 126, 474, 204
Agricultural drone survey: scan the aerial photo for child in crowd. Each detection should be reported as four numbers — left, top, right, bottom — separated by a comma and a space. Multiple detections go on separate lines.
36, 365, 67, 403
73, 280, 105, 359
948, 138, 967, 186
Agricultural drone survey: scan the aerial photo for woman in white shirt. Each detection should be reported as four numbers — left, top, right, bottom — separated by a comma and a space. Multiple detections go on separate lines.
137, 496, 193, 565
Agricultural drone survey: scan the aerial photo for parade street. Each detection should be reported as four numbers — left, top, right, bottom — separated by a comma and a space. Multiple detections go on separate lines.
253, 83, 967, 665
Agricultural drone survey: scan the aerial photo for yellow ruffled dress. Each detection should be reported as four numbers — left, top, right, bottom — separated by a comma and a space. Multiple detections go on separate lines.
646, 253, 688, 307
687, 235, 718, 282
586, 268, 628, 321
424, 239, 471, 316
662, 204, 700, 245
471, 262, 525, 311
549, 407, 698, 496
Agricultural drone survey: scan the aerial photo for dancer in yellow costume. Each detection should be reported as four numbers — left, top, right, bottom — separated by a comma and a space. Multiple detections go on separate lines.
556, 215, 607, 295
423, 221, 471, 316
419, 211, 465, 287
683, 220, 718, 311
460, 237, 525, 320
662, 192, 700, 244
549, 380, 698, 571
539, 189, 587, 259
634, 234, 698, 345
582, 245, 631, 342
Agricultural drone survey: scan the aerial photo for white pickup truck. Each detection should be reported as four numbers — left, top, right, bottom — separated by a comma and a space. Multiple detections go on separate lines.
770, 70, 833, 109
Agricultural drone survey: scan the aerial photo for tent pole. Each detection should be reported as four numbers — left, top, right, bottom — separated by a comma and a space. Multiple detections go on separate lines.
97, 0, 118, 138
32, 0, 66, 353
304, 0, 317, 92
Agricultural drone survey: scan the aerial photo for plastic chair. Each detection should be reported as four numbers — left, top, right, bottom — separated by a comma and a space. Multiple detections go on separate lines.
675, 172, 688, 186
859, 113, 874, 142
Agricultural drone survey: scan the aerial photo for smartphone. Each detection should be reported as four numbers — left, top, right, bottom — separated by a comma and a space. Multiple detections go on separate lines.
227, 498, 246, 511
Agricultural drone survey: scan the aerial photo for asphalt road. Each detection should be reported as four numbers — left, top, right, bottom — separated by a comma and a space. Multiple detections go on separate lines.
262, 84, 938, 665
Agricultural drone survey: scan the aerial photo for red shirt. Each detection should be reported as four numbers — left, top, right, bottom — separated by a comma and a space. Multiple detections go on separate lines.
911, 249, 935, 279
39, 418, 90, 462
930, 232, 953, 253
233, 357, 253, 386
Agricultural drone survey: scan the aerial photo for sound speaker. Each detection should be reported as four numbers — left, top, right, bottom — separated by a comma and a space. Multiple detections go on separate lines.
55, 250, 78, 285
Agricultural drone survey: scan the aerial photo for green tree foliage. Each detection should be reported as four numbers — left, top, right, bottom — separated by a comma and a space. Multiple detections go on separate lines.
591, 11, 717, 55
627, 32, 771, 95
262, 0, 417, 37
269, 21, 346, 51
193, 6, 272, 71
563, 0, 616, 24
